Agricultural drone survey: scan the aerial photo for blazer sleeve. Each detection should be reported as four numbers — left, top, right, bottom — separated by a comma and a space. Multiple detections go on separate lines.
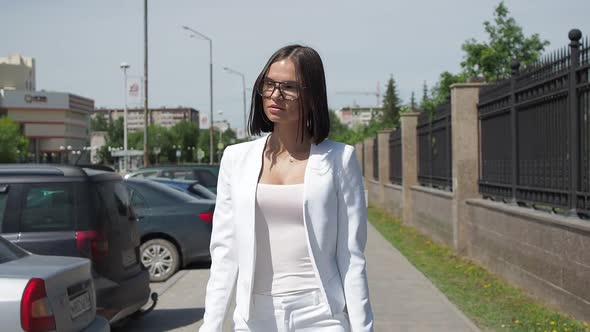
336, 145, 374, 332
200, 146, 239, 332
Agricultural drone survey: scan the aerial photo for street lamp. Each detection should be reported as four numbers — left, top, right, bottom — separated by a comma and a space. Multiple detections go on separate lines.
187, 146, 195, 162
217, 110, 225, 163
172, 145, 182, 164
223, 66, 248, 138
60, 145, 72, 164
182, 25, 214, 164
120, 62, 130, 172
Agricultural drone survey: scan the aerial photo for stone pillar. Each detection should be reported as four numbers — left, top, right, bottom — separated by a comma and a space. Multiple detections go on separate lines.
450, 83, 484, 253
354, 142, 364, 177
377, 130, 393, 207
364, 137, 374, 181
401, 112, 420, 225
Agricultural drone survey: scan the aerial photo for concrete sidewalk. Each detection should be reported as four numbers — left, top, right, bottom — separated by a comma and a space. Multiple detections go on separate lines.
366, 222, 481, 331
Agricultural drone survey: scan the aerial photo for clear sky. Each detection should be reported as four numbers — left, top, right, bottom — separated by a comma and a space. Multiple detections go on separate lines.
1, 0, 589, 130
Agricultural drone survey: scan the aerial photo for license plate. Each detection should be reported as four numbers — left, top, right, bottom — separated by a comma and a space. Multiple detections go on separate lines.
70, 292, 91, 319
122, 248, 137, 267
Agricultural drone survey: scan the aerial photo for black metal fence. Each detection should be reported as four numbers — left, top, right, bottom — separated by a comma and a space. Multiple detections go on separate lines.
389, 128, 402, 184
373, 137, 379, 180
417, 103, 452, 191
478, 29, 590, 216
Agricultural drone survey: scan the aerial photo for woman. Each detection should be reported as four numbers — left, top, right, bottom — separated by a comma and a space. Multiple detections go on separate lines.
200, 45, 373, 332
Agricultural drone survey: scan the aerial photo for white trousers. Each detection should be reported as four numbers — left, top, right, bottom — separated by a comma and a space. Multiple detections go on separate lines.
233, 289, 350, 332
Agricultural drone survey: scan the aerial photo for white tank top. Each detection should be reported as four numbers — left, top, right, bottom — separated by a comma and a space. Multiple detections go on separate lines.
252, 183, 320, 296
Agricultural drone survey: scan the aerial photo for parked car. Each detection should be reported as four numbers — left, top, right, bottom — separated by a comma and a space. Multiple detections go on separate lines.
0, 164, 152, 324
124, 165, 219, 193
149, 177, 217, 201
125, 179, 215, 282
0, 235, 110, 332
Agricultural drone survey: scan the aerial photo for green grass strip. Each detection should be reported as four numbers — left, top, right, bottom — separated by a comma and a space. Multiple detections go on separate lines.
368, 206, 590, 332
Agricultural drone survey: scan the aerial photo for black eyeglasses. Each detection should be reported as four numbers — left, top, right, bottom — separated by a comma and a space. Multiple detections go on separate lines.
256, 78, 304, 101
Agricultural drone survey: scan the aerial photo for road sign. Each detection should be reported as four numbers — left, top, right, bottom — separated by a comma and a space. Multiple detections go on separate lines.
197, 148, 204, 160
176, 150, 181, 158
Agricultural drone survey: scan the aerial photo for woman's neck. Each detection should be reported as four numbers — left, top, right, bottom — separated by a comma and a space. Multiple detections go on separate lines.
269, 123, 311, 154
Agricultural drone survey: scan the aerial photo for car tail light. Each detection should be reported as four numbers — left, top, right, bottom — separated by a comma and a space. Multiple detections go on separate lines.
20, 278, 56, 332
199, 211, 214, 223
76, 230, 109, 260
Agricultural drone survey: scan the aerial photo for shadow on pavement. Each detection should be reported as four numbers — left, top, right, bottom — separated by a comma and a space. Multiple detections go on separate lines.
112, 307, 205, 331
185, 261, 211, 270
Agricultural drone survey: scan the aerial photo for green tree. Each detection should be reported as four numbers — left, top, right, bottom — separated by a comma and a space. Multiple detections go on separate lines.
90, 115, 108, 131
381, 75, 401, 128
128, 124, 174, 164
170, 121, 199, 162
328, 110, 350, 142
0, 117, 28, 163
95, 117, 124, 164
410, 92, 416, 111
461, 1, 549, 81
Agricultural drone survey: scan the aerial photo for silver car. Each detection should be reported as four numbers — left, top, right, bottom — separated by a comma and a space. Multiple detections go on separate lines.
0, 236, 109, 332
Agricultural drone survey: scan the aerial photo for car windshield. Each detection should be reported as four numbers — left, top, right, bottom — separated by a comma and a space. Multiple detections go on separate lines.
0, 236, 28, 264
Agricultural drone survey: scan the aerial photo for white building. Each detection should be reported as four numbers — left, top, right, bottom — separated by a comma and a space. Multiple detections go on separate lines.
0, 54, 35, 91
93, 107, 199, 131
0, 89, 93, 163
335, 106, 383, 128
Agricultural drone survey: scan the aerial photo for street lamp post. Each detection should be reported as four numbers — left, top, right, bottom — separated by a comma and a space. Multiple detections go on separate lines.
217, 110, 225, 163
173, 145, 182, 164
187, 146, 195, 162
223, 66, 248, 138
143, 0, 150, 167
182, 25, 214, 164
120, 62, 130, 172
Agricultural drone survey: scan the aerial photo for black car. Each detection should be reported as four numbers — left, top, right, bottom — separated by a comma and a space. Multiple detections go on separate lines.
0, 165, 151, 323
125, 179, 215, 282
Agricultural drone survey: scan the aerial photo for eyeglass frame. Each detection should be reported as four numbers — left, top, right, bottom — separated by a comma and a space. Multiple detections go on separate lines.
256, 78, 307, 101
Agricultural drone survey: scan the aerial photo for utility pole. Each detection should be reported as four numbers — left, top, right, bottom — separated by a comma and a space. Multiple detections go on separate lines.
143, 0, 150, 166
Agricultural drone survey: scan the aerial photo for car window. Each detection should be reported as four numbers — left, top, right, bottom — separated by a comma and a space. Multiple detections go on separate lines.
0, 236, 27, 263
129, 189, 147, 209
137, 171, 158, 179
96, 181, 131, 219
20, 184, 75, 232
171, 170, 192, 180
195, 170, 217, 187
128, 181, 198, 206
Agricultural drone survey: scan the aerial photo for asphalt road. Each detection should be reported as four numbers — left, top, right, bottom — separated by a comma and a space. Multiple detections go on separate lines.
113, 262, 235, 332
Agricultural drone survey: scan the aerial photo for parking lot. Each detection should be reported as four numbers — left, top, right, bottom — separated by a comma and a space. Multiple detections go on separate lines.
114, 262, 235, 332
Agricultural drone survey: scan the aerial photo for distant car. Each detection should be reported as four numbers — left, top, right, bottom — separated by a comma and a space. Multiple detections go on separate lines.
149, 177, 217, 201
124, 165, 219, 193
125, 179, 215, 282
0, 164, 152, 324
0, 236, 110, 332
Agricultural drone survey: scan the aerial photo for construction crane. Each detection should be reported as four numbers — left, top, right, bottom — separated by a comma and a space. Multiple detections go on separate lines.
335, 82, 381, 107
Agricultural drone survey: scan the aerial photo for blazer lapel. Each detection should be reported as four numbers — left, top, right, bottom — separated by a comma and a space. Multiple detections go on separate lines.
303, 139, 331, 216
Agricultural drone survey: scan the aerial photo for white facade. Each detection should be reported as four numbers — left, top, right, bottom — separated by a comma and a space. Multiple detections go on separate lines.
93, 107, 199, 131
335, 107, 382, 128
0, 89, 93, 163
0, 54, 35, 91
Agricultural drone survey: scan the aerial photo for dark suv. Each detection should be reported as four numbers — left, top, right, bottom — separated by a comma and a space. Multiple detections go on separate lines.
0, 165, 151, 323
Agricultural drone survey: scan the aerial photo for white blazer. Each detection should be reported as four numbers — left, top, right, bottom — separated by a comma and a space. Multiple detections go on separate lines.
200, 136, 374, 332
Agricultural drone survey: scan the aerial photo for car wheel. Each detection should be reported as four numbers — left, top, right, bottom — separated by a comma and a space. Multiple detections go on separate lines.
140, 239, 180, 282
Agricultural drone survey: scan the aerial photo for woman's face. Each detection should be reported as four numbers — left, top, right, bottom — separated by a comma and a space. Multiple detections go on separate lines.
261, 58, 302, 126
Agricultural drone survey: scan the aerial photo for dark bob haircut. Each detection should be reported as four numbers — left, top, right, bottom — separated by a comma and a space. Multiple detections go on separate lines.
248, 45, 330, 144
